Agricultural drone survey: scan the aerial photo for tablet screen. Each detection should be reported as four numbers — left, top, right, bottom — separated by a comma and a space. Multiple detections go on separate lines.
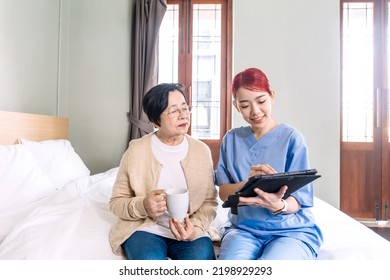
238, 169, 321, 199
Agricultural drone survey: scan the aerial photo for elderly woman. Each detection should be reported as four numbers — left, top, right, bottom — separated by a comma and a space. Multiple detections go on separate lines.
109, 83, 218, 260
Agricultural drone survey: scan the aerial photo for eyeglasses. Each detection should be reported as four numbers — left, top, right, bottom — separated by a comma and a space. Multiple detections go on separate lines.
164, 105, 192, 118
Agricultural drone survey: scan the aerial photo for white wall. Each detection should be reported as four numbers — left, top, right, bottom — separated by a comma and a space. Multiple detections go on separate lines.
60, 0, 131, 173
0, 0, 341, 207
0, 0, 131, 174
232, 0, 340, 207
0, 0, 59, 114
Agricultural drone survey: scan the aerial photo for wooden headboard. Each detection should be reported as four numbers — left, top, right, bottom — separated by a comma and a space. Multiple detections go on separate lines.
0, 111, 69, 145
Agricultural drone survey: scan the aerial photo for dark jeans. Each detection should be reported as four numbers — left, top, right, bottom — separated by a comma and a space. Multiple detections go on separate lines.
122, 231, 216, 260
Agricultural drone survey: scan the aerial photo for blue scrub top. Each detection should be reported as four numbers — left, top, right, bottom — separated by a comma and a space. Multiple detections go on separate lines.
215, 124, 323, 253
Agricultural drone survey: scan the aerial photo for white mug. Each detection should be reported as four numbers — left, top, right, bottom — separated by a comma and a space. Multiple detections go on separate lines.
165, 189, 189, 221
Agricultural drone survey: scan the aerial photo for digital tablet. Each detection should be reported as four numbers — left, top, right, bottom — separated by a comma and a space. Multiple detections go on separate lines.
222, 169, 321, 214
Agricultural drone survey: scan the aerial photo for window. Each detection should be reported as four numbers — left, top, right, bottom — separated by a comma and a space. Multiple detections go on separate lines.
158, 0, 232, 165
342, 2, 374, 142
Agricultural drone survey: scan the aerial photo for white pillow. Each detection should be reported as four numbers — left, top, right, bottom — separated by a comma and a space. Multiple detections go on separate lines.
0, 144, 55, 213
19, 139, 90, 189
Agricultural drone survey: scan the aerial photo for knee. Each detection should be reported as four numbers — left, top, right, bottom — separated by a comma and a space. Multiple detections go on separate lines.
196, 240, 216, 260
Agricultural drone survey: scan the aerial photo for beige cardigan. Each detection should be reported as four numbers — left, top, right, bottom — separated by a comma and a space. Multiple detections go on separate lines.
109, 133, 218, 256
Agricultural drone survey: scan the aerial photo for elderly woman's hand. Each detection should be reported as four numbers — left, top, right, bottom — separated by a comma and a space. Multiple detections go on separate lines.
169, 215, 196, 241
143, 189, 167, 219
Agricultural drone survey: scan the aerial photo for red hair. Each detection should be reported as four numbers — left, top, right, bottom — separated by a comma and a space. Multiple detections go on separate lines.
231, 68, 271, 99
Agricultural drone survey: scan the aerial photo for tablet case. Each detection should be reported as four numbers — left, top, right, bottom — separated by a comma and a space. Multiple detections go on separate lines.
222, 169, 321, 214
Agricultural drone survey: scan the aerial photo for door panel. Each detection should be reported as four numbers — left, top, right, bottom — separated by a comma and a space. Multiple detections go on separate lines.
340, 143, 381, 219
340, 0, 389, 221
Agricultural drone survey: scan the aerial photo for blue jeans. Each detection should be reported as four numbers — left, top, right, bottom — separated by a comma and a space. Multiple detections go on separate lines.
122, 231, 216, 260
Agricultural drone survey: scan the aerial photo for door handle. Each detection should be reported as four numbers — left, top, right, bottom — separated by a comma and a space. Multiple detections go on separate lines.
375, 201, 380, 221
376, 88, 380, 128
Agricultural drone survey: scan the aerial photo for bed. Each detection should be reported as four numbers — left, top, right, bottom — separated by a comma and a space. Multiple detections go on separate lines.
1, 110, 390, 260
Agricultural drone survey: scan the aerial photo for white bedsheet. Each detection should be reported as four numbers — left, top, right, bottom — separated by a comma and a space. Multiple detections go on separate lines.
1, 167, 390, 260
313, 197, 390, 259
0, 168, 122, 260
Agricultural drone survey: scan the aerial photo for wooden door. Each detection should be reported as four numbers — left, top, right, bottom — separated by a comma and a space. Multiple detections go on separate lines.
340, 0, 390, 221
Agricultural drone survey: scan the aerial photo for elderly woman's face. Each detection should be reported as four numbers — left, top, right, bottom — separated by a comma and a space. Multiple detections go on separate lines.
158, 89, 191, 139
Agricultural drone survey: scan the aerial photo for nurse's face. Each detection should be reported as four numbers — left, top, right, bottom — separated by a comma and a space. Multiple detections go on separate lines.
233, 87, 275, 131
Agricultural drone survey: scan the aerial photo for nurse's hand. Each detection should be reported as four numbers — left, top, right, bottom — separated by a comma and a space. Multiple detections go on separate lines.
249, 164, 277, 177
239, 185, 288, 212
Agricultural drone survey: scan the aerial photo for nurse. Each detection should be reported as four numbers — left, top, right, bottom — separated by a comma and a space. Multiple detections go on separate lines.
215, 67, 323, 260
